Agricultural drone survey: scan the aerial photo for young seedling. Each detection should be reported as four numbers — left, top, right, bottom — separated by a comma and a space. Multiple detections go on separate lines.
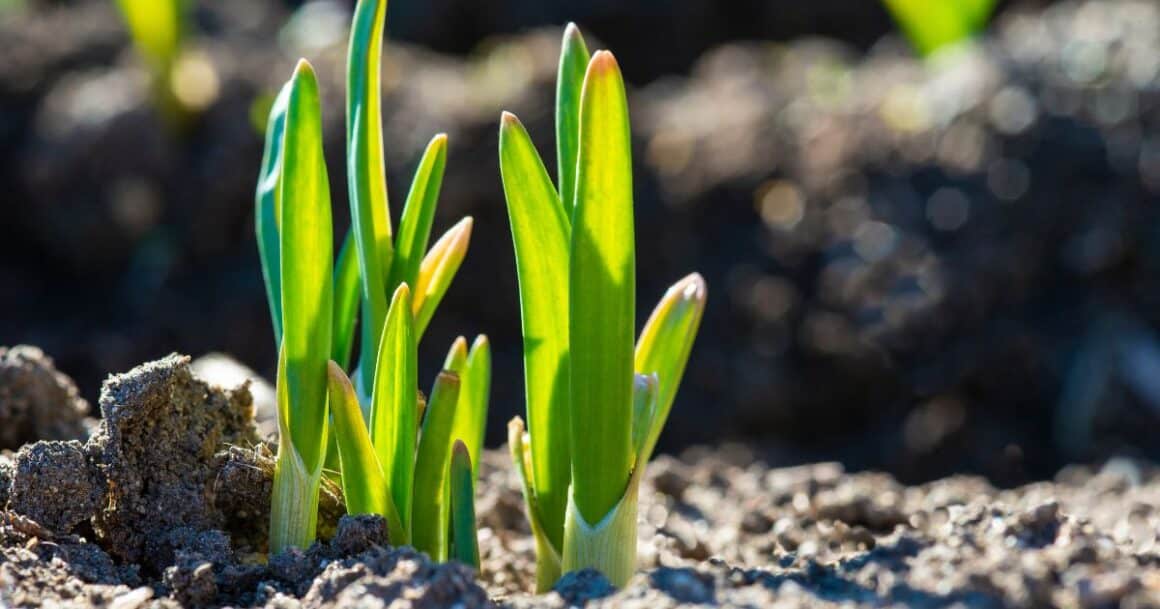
256, 0, 489, 562
264, 59, 334, 555
114, 0, 217, 124
498, 24, 707, 590
882, 0, 996, 57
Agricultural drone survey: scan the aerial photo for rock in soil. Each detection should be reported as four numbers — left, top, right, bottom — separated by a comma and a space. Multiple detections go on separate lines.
0, 345, 91, 451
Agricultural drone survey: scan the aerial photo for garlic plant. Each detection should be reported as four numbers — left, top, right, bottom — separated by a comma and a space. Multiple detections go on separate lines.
498, 24, 707, 590
255, 0, 489, 566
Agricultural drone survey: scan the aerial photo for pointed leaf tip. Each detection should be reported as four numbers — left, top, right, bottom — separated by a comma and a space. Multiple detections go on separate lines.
588, 50, 619, 73
500, 111, 520, 127
677, 272, 707, 302
293, 58, 315, 78
453, 438, 470, 459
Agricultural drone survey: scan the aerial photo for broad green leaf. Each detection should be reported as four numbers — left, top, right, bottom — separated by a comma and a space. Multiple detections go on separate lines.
327, 361, 404, 540
412, 371, 461, 561
347, 0, 393, 393
568, 51, 635, 524
255, 81, 292, 346
555, 23, 590, 214
114, 0, 182, 74
634, 273, 706, 464
508, 417, 562, 591
498, 111, 572, 551
412, 217, 473, 338
370, 284, 417, 539
332, 230, 360, 369
449, 440, 480, 570
388, 134, 449, 293
279, 59, 333, 474
456, 336, 490, 483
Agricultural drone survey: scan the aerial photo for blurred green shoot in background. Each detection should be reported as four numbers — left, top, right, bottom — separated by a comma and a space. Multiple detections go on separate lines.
882, 0, 997, 57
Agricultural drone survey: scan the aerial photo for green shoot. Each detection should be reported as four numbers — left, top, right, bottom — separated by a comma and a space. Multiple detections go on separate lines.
882, 0, 996, 57
411, 371, 461, 561
369, 285, 418, 542
447, 336, 491, 483
114, 0, 215, 124
257, 0, 485, 560
568, 49, 636, 525
498, 25, 708, 589
556, 23, 590, 213
269, 59, 333, 554
450, 441, 481, 570
346, 0, 471, 399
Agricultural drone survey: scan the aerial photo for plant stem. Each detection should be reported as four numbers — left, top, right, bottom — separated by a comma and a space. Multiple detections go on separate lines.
269, 436, 322, 554
562, 470, 641, 587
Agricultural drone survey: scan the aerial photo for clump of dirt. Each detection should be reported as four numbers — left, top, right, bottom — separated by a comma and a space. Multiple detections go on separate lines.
299, 544, 492, 609
0, 346, 91, 450
87, 353, 258, 567
6, 440, 103, 535
0, 350, 491, 608
0, 455, 12, 507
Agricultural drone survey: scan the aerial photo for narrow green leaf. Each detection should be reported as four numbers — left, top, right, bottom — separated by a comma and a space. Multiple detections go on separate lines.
555, 23, 590, 213
634, 273, 707, 464
114, 0, 183, 74
498, 111, 572, 552
255, 81, 292, 346
412, 371, 461, 561
443, 335, 469, 372
630, 373, 658, 461
569, 51, 635, 524
457, 336, 490, 483
347, 0, 393, 393
388, 134, 449, 292
332, 230, 360, 370
327, 361, 404, 541
449, 440, 480, 570
508, 417, 562, 591
279, 59, 334, 475
412, 217, 473, 338
370, 284, 417, 539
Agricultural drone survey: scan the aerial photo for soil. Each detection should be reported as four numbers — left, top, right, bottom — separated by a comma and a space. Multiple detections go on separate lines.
0, 346, 92, 451
2, 0, 1159, 487
2, 352, 1160, 608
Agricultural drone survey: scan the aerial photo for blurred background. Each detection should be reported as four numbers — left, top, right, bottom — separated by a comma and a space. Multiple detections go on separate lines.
1, 0, 1158, 486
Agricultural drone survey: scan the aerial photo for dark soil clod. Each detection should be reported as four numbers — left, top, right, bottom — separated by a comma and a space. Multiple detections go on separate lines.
6, 440, 103, 535
0, 346, 91, 451
87, 353, 258, 566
